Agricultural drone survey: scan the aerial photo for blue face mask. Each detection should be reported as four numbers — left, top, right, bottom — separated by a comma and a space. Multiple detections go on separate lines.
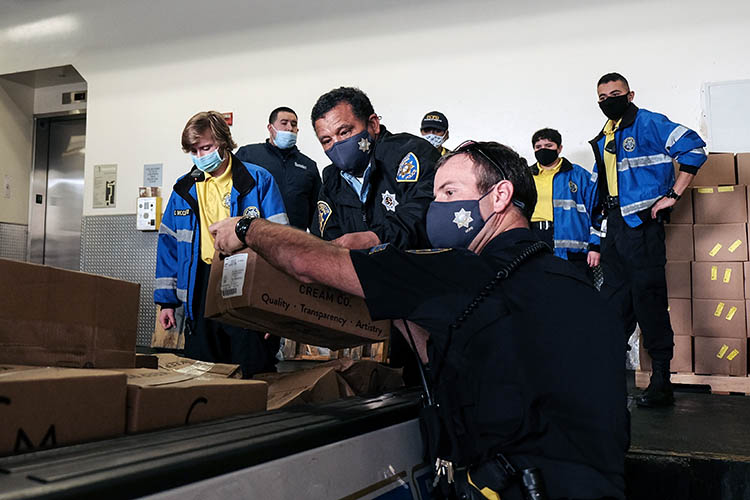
426, 191, 495, 249
273, 126, 297, 149
325, 129, 373, 174
191, 149, 224, 173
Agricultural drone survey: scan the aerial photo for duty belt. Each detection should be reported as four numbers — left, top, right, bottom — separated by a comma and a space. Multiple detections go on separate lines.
532, 220, 553, 230
604, 195, 620, 209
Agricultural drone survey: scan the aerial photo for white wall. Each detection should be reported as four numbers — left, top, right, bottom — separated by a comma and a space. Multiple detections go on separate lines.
1, 0, 749, 216
34, 82, 87, 115
0, 78, 34, 224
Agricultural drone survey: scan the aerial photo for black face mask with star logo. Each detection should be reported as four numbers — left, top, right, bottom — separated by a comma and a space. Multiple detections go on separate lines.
325, 129, 373, 175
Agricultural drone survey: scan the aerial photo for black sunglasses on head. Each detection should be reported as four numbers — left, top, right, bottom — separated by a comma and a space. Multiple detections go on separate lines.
453, 140, 526, 210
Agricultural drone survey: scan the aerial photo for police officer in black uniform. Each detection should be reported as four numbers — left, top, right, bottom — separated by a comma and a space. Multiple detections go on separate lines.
210, 141, 629, 500
310, 86, 441, 250
235, 106, 322, 232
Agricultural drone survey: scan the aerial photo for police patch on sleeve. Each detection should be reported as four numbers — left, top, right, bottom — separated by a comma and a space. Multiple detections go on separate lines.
368, 243, 390, 254
405, 248, 453, 254
396, 152, 420, 182
243, 206, 260, 218
317, 201, 332, 235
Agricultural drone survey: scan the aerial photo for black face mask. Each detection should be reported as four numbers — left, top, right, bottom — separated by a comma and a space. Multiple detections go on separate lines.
599, 94, 630, 120
534, 148, 559, 167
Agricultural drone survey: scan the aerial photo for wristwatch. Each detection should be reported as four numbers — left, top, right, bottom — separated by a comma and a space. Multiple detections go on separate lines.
665, 188, 681, 201
234, 215, 256, 247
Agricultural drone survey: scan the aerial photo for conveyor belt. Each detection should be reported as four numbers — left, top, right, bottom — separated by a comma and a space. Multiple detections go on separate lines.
0, 389, 423, 500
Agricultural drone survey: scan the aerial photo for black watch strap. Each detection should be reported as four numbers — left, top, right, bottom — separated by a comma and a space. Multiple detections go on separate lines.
235, 216, 256, 247
666, 188, 681, 200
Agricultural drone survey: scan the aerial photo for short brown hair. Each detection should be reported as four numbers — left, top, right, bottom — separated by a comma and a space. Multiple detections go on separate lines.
181, 111, 237, 154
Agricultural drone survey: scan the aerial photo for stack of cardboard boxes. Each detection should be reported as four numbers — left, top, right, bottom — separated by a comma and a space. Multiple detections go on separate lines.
648, 153, 750, 379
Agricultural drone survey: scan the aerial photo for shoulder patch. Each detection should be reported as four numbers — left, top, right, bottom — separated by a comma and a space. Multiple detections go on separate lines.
623, 136, 636, 152
405, 248, 453, 255
396, 152, 420, 182
243, 206, 260, 218
317, 201, 332, 235
368, 243, 390, 255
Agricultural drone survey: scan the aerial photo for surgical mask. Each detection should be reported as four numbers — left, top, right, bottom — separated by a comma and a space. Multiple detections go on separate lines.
426, 190, 495, 249
534, 148, 559, 167
325, 128, 373, 174
423, 133, 446, 149
273, 126, 297, 149
598, 94, 630, 121
191, 149, 224, 173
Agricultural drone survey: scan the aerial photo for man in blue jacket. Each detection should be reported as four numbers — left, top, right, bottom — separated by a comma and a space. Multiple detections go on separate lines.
529, 128, 600, 276
155, 111, 289, 377
591, 73, 707, 407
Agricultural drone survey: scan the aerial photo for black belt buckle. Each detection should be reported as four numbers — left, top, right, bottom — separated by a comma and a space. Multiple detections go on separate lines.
604, 196, 620, 209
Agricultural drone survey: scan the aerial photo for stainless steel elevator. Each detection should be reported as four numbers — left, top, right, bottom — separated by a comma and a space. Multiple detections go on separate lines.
28, 115, 86, 270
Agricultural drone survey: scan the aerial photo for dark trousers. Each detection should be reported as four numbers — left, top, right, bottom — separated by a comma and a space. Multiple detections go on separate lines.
531, 224, 592, 281
600, 208, 673, 362
185, 261, 280, 378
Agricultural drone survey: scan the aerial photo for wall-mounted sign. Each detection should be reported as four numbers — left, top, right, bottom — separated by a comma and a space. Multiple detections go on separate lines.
93, 164, 117, 208
143, 163, 163, 187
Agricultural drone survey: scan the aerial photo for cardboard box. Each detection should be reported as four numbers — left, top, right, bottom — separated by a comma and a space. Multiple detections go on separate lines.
693, 185, 748, 224
118, 368, 267, 433
135, 354, 158, 369
666, 261, 691, 299
0, 259, 140, 368
640, 335, 692, 373
665, 224, 694, 261
255, 366, 350, 410
205, 250, 390, 350
693, 224, 748, 261
692, 299, 746, 338
745, 262, 750, 298
694, 336, 747, 376
0, 366, 126, 456
155, 353, 242, 378
669, 298, 692, 336
690, 153, 736, 186
737, 153, 750, 185
670, 187, 693, 224
691, 262, 745, 300
322, 359, 404, 395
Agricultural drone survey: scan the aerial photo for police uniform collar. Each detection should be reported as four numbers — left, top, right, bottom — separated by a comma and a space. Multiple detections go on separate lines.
480, 227, 549, 262
372, 125, 393, 161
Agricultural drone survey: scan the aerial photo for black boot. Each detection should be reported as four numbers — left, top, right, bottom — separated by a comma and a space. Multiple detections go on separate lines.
636, 360, 674, 408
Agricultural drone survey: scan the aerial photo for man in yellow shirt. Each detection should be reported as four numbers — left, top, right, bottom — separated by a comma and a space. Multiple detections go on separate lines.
529, 128, 601, 275
155, 111, 289, 377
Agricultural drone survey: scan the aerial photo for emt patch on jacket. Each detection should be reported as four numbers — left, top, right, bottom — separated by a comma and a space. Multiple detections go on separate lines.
396, 152, 420, 182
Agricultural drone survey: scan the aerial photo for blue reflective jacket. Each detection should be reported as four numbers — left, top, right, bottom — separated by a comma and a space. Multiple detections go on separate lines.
531, 158, 601, 259
154, 154, 288, 319
590, 105, 707, 227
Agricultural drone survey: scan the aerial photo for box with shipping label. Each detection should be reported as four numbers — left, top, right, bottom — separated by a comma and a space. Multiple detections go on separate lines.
692, 185, 747, 224
693, 224, 748, 262
0, 258, 140, 368
670, 187, 693, 224
665, 224, 694, 261
254, 366, 351, 410
0, 366, 126, 456
689, 153, 736, 186
737, 153, 750, 185
691, 262, 744, 300
116, 368, 267, 433
155, 353, 242, 378
692, 299, 746, 338
640, 335, 692, 373
205, 250, 390, 350
694, 336, 746, 376
668, 298, 692, 336
666, 261, 691, 299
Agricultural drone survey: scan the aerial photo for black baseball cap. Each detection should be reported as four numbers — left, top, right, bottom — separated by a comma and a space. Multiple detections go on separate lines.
421, 111, 448, 132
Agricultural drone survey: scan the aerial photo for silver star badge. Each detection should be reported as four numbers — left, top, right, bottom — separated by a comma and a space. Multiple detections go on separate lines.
453, 208, 473, 229
358, 137, 371, 153
382, 190, 398, 212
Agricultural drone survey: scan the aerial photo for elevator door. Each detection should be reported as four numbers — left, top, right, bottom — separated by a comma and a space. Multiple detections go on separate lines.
29, 117, 86, 270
